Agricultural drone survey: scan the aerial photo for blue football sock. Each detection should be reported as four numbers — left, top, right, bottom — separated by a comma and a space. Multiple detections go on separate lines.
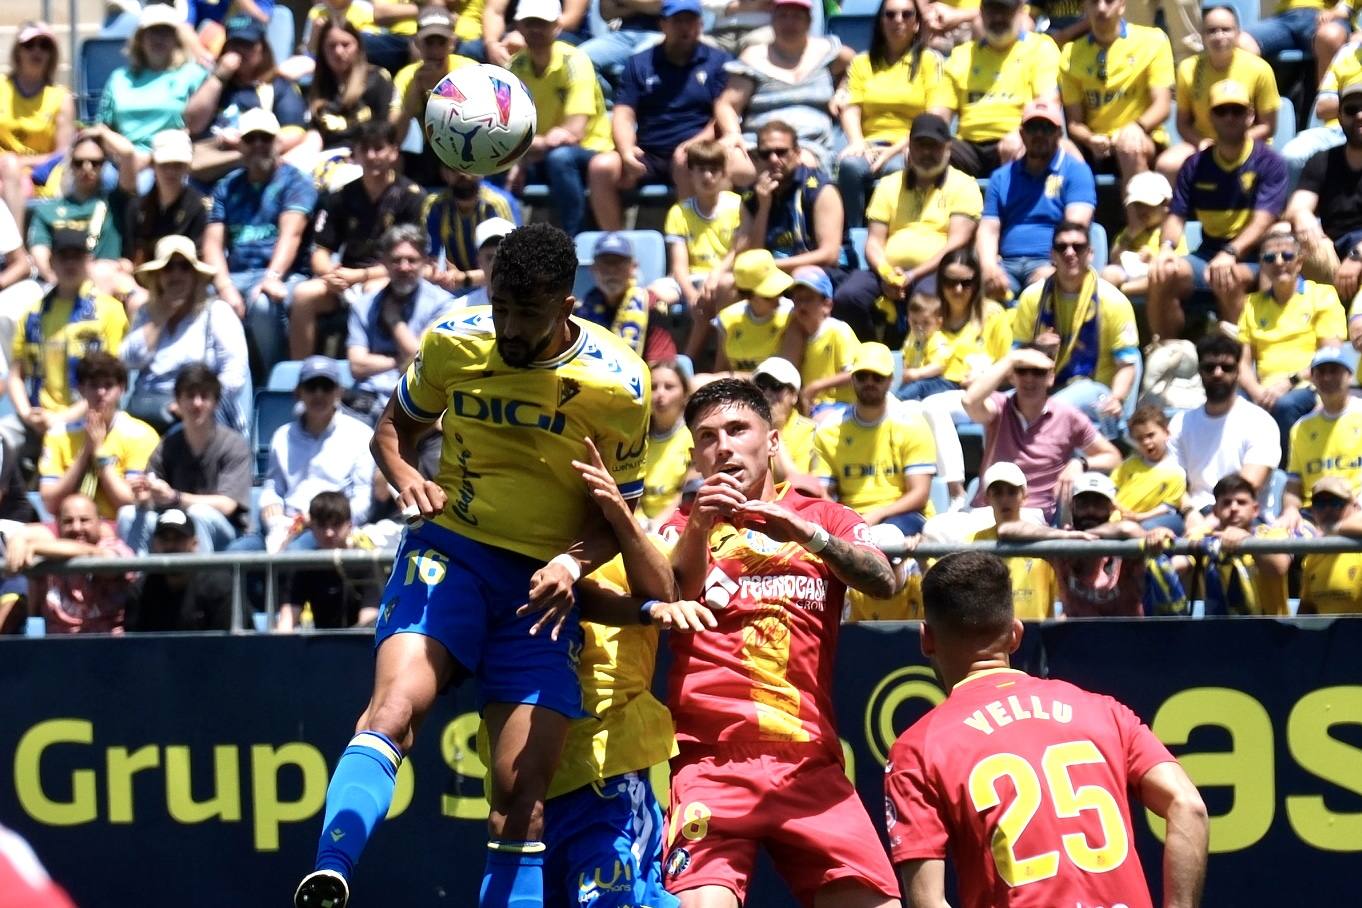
480, 840, 546, 908
314, 731, 403, 878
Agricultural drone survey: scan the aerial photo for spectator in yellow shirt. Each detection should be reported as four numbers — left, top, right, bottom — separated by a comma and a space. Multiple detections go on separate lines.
1155, 5, 1279, 186
1101, 171, 1186, 297
666, 141, 743, 361
944, 0, 1064, 176
712, 249, 793, 374
839, 113, 981, 348
1299, 476, 1362, 614
388, 8, 477, 186
38, 351, 160, 521
1113, 404, 1187, 533
1277, 348, 1362, 535
1239, 0, 1349, 89
640, 360, 693, 528
1176, 473, 1290, 615
752, 356, 823, 495
837, 0, 952, 225
896, 282, 953, 399
777, 265, 860, 414
507, 0, 613, 236
1237, 223, 1348, 461
1059, 0, 1174, 187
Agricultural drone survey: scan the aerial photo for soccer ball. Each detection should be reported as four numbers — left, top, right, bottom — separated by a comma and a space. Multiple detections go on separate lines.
424, 64, 537, 176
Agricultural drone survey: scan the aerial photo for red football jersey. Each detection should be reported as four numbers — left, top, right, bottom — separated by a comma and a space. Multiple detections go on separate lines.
660, 487, 879, 752
884, 669, 1174, 908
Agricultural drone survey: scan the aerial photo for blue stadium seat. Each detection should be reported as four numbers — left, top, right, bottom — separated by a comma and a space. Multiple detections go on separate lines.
252, 390, 299, 476
828, 14, 875, 53
838, 0, 882, 15
849, 226, 869, 269
1183, 220, 1203, 250
78, 38, 127, 122
574, 229, 667, 286
1274, 102, 1297, 147
929, 476, 951, 514
266, 359, 354, 391
521, 183, 674, 206
1091, 222, 1109, 270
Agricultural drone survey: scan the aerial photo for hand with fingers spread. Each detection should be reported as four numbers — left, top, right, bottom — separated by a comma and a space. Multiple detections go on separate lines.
731, 498, 817, 546
648, 599, 718, 633
521, 557, 579, 639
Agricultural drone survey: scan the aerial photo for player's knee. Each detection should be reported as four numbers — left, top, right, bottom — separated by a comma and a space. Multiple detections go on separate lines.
357, 696, 418, 747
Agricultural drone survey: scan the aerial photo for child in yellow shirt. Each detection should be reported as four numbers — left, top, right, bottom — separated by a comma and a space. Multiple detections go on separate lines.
1112, 404, 1187, 533
778, 265, 860, 416
895, 283, 954, 400
1101, 172, 1186, 298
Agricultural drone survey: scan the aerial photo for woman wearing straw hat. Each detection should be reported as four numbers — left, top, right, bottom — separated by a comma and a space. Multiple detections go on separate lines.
121, 235, 251, 433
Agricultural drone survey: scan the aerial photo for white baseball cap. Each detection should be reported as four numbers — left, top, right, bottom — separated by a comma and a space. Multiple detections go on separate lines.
516, 0, 563, 20
752, 356, 802, 392
1072, 471, 1118, 503
475, 217, 515, 249
238, 107, 280, 138
982, 461, 1027, 491
1124, 171, 1173, 207
151, 129, 193, 164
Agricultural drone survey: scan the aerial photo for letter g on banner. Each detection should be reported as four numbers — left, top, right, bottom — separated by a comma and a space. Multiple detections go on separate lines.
864, 666, 946, 765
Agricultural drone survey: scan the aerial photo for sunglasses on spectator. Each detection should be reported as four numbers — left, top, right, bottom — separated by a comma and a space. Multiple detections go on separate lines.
942, 275, 976, 288
755, 146, 793, 159
1014, 366, 1051, 377
71, 157, 105, 169
1022, 121, 1060, 135
300, 379, 338, 393
1211, 104, 1249, 117
242, 132, 275, 145
1260, 250, 1297, 264
882, 9, 917, 19
1053, 241, 1088, 253
1198, 361, 1235, 375
1342, 104, 1362, 117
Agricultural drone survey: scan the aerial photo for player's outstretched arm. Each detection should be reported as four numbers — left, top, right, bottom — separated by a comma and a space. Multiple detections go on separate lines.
733, 499, 897, 599
574, 437, 676, 603
371, 396, 447, 520
897, 859, 949, 908
1140, 761, 1209, 908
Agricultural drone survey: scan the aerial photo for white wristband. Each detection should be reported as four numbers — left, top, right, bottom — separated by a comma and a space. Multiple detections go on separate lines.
805, 525, 830, 553
550, 553, 582, 581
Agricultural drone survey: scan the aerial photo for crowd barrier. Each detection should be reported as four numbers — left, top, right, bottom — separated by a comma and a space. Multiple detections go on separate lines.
2, 617, 1359, 906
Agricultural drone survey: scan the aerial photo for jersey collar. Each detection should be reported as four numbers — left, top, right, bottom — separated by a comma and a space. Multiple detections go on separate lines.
953, 667, 1027, 691
532, 320, 587, 368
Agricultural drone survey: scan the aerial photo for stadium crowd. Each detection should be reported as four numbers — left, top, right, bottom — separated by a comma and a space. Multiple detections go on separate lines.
1, 0, 1362, 637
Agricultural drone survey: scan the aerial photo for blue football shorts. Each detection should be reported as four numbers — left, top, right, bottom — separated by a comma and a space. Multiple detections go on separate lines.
374, 520, 583, 718
543, 771, 677, 908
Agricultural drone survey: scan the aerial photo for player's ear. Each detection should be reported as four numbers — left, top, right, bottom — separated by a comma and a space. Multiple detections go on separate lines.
560, 294, 577, 320
766, 426, 781, 457
919, 622, 935, 658
1007, 618, 1024, 654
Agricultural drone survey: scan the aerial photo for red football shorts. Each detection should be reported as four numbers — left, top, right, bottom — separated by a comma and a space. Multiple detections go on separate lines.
663, 743, 899, 907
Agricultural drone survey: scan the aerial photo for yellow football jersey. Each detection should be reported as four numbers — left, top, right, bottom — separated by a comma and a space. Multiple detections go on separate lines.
1112, 223, 1187, 259
0, 76, 69, 156
1112, 454, 1186, 515
901, 329, 952, 372
663, 192, 743, 277
510, 42, 613, 153
846, 48, 952, 143
781, 410, 819, 474
548, 541, 676, 798
844, 565, 924, 621
967, 525, 1058, 620
1059, 22, 1175, 141
641, 421, 692, 520
1300, 552, 1362, 615
940, 302, 1012, 384
1175, 49, 1279, 141
867, 167, 983, 270
1286, 401, 1362, 507
1187, 524, 1290, 615
12, 287, 128, 412
1010, 278, 1141, 388
396, 307, 651, 562
1238, 280, 1347, 384
38, 412, 160, 519
716, 299, 792, 372
391, 54, 478, 119
813, 405, 938, 514
947, 32, 1061, 142
801, 317, 860, 406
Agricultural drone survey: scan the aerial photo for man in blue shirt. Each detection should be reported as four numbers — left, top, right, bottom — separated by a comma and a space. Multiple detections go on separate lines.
345, 224, 454, 424
977, 99, 1097, 298
201, 107, 318, 382
586, 0, 730, 230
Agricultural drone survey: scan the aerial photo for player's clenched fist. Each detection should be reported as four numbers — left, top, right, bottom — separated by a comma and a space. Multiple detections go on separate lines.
397, 478, 447, 522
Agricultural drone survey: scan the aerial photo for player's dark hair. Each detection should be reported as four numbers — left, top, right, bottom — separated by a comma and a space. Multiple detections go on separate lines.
173, 362, 221, 402
922, 551, 1014, 639
354, 119, 399, 151
1197, 332, 1242, 364
684, 378, 772, 429
1128, 403, 1169, 431
76, 351, 127, 388
492, 223, 578, 299
1212, 472, 1256, 502
309, 490, 352, 527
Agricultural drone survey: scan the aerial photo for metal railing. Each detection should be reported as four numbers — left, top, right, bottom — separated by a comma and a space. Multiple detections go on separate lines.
21, 534, 1362, 631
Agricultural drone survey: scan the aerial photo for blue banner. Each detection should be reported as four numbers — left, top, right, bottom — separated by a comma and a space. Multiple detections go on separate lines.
1, 619, 1357, 906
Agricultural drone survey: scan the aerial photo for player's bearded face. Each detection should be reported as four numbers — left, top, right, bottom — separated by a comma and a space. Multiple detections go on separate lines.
1071, 493, 1113, 530
491, 294, 563, 367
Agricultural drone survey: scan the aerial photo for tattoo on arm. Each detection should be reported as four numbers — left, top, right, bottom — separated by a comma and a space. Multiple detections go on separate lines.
819, 535, 896, 600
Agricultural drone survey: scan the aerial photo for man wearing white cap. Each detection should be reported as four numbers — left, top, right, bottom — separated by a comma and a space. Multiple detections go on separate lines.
752, 356, 821, 493
458, 218, 516, 308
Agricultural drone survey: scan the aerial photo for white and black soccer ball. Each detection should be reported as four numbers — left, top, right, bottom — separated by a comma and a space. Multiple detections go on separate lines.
424, 64, 537, 176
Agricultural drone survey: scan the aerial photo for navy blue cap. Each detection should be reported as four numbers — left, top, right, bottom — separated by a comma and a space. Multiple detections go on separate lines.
225, 15, 265, 44
299, 356, 342, 386
592, 232, 634, 260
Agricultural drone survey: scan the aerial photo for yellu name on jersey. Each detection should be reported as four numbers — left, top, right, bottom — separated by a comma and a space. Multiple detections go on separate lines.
963, 696, 1075, 735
